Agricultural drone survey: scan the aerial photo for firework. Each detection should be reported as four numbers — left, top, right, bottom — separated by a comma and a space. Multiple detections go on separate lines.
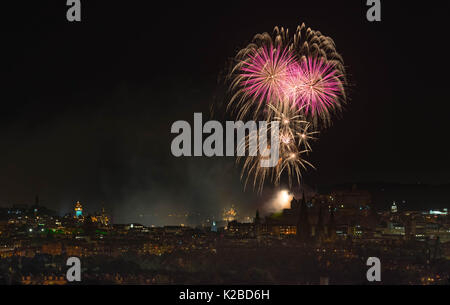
282, 57, 345, 125
269, 103, 317, 188
227, 22, 347, 193
273, 23, 346, 81
229, 45, 295, 120
237, 103, 317, 193
228, 23, 347, 125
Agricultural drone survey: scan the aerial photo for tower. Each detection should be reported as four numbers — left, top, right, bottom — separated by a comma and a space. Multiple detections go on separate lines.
254, 209, 261, 225
391, 201, 398, 213
98, 205, 110, 226
211, 221, 218, 232
254, 209, 261, 237
316, 204, 325, 243
328, 206, 336, 241
290, 198, 300, 210
33, 195, 40, 215
74, 201, 83, 217
297, 191, 311, 242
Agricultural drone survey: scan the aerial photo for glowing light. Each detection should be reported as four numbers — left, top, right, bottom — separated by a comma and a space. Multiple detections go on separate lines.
280, 190, 290, 202
271, 190, 294, 211
280, 133, 292, 144
223, 205, 238, 222
74, 201, 83, 217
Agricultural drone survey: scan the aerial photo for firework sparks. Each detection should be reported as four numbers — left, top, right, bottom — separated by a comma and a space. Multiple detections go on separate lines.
229, 45, 295, 120
237, 103, 317, 193
282, 57, 345, 125
274, 23, 346, 81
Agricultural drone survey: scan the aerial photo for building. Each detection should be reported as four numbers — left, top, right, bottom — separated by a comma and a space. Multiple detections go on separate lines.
74, 201, 83, 218
262, 192, 336, 242
223, 205, 237, 222
391, 201, 398, 213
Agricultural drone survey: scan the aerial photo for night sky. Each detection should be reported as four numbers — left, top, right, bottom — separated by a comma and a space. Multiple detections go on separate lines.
2, 1, 449, 224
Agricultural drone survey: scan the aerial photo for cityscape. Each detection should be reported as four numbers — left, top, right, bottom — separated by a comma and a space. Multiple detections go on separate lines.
1, 185, 449, 285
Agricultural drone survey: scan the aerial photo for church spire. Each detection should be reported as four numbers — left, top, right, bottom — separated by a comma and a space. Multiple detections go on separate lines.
254, 209, 260, 224
297, 190, 311, 242
316, 204, 325, 243
328, 205, 336, 241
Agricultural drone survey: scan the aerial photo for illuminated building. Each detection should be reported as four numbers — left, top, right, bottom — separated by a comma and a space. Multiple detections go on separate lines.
211, 221, 217, 232
227, 220, 254, 236
273, 225, 297, 235
391, 201, 398, 213
428, 208, 448, 215
223, 205, 237, 222
262, 192, 339, 242
91, 207, 110, 227
99, 207, 110, 226
74, 201, 83, 217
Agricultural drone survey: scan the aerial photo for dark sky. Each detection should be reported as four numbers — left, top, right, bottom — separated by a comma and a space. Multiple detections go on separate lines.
2, 1, 449, 224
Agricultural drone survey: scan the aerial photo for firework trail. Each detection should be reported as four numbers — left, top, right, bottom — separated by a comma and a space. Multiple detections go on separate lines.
273, 24, 346, 78
237, 103, 317, 193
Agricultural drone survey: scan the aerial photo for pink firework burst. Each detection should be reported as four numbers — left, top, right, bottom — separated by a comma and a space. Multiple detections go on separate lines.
239, 45, 295, 105
282, 57, 345, 117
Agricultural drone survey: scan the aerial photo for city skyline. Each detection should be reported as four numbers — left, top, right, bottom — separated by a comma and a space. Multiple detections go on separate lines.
1, 182, 449, 227
1, 182, 449, 285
